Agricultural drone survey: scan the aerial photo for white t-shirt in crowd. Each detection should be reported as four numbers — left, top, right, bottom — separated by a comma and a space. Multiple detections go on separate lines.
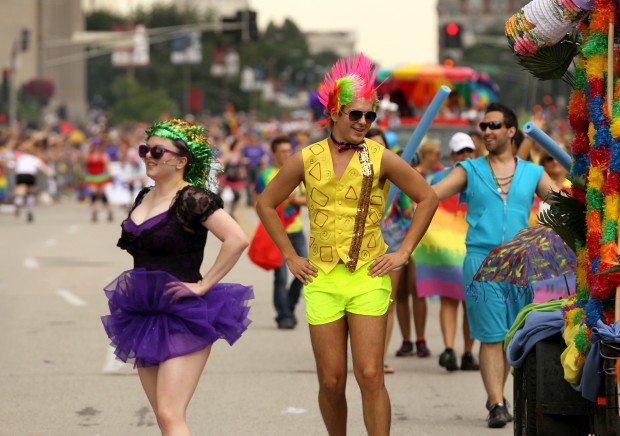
15, 153, 43, 175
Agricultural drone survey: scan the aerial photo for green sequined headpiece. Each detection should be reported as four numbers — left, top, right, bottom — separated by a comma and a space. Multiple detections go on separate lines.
145, 119, 217, 187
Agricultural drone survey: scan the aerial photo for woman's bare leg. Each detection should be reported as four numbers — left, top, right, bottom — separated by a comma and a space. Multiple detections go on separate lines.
138, 346, 211, 436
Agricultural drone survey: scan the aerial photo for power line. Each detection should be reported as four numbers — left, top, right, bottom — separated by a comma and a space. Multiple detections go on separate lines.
42, 21, 245, 68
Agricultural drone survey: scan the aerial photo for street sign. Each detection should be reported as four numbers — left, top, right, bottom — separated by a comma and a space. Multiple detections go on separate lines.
111, 25, 149, 67
171, 30, 202, 65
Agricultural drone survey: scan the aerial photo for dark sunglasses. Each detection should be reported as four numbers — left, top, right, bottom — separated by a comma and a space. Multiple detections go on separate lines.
479, 121, 504, 131
456, 147, 475, 155
138, 144, 181, 160
343, 110, 377, 123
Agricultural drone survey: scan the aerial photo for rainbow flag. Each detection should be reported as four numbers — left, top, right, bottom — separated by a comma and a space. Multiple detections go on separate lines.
0, 170, 6, 202
414, 194, 468, 300
415, 188, 540, 300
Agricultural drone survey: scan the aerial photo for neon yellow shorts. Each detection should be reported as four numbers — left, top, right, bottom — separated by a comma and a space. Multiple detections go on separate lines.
304, 263, 392, 325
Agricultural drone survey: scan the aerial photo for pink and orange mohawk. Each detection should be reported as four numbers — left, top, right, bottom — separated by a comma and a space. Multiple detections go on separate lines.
317, 53, 379, 125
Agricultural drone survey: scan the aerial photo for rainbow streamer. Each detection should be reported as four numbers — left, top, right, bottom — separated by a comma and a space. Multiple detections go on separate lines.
561, 0, 618, 363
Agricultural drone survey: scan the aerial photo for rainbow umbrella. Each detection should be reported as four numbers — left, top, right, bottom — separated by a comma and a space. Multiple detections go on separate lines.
472, 225, 576, 289
390, 64, 446, 81
444, 66, 477, 82
376, 67, 392, 82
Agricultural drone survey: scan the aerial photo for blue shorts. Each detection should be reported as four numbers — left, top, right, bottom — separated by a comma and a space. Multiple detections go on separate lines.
463, 253, 532, 343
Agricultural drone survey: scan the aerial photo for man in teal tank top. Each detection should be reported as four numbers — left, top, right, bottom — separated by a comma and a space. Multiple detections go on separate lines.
432, 103, 557, 429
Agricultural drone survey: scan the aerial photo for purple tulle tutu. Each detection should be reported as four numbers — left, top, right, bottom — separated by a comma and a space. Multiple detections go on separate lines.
101, 268, 253, 368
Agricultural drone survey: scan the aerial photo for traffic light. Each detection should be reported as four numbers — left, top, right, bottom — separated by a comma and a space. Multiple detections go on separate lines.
442, 23, 462, 49
222, 14, 242, 42
246, 10, 258, 42
221, 9, 259, 43
21, 28, 30, 51
443, 57, 455, 67
1, 68, 9, 104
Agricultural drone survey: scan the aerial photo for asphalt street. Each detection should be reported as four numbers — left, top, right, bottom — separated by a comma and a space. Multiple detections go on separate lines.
0, 199, 513, 435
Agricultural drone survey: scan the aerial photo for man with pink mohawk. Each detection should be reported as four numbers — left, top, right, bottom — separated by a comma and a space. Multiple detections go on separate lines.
256, 53, 438, 435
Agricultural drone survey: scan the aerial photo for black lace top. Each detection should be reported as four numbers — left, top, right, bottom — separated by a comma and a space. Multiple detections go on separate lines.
117, 185, 224, 282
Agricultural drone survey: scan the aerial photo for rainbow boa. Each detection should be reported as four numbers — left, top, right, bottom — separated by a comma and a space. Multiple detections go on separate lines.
563, 0, 619, 375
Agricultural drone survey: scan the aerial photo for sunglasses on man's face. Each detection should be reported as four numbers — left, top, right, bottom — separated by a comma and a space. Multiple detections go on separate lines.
343, 110, 377, 123
479, 121, 504, 131
138, 144, 181, 160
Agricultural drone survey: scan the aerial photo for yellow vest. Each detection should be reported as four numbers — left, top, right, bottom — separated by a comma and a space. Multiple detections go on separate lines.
302, 138, 388, 274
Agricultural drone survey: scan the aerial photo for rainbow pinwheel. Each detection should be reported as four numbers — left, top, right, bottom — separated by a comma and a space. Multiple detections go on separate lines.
473, 225, 577, 288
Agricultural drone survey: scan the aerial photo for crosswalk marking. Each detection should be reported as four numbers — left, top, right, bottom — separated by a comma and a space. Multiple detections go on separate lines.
102, 347, 125, 373
55, 289, 87, 306
23, 257, 39, 269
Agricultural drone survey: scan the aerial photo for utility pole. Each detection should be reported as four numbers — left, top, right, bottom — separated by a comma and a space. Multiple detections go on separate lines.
8, 39, 19, 125
241, 9, 249, 43
9, 28, 31, 124
37, 0, 43, 78
182, 2, 191, 116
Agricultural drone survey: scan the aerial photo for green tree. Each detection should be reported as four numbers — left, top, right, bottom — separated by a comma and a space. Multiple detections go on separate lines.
108, 77, 178, 125
85, 6, 339, 118
85, 10, 127, 109
85, 10, 127, 30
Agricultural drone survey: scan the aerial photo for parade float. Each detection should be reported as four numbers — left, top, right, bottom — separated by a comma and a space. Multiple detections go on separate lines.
375, 63, 500, 120
503, 0, 620, 434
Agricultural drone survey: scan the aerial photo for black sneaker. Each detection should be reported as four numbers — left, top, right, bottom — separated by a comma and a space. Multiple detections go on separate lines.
438, 348, 458, 371
416, 339, 431, 357
487, 403, 509, 428
486, 398, 513, 422
395, 340, 415, 357
460, 352, 480, 371
277, 318, 295, 329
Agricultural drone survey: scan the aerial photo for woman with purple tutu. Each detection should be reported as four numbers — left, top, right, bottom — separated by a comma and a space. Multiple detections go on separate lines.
101, 119, 253, 435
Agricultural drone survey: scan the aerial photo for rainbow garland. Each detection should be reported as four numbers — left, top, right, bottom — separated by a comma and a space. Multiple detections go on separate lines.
563, 0, 619, 357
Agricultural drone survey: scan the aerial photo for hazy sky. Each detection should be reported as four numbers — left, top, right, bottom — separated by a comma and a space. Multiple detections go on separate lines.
250, 0, 438, 68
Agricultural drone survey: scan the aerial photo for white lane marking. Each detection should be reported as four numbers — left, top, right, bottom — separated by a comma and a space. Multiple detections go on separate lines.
67, 225, 79, 234
55, 289, 87, 306
23, 257, 39, 269
0, 204, 16, 214
281, 407, 307, 414
102, 347, 125, 373
44, 239, 57, 247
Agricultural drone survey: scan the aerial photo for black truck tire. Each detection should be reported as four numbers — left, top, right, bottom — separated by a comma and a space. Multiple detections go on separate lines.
514, 350, 537, 436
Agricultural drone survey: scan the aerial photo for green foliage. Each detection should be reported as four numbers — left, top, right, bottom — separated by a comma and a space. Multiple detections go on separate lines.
134, 4, 187, 27
85, 6, 335, 118
85, 9, 126, 106
17, 97, 42, 126
86, 10, 127, 30
513, 34, 579, 87
108, 77, 178, 125
538, 189, 586, 253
